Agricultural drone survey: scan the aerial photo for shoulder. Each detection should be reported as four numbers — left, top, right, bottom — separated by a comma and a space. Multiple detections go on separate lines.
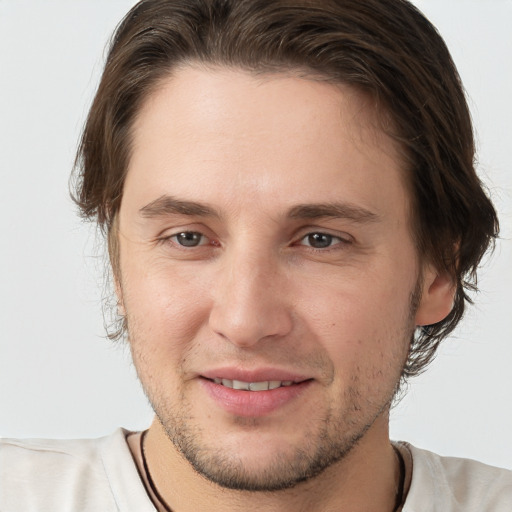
0, 428, 153, 512
1, 433, 108, 470
402, 443, 512, 512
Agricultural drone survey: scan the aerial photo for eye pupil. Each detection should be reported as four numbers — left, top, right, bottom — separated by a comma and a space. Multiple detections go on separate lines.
308, 233, 332, 248
177, 232, 202, 247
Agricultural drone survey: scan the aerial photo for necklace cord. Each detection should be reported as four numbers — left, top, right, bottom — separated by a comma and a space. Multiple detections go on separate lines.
141, 430, 173, 512
393, 445, 406, 512
140, 430, 406, 512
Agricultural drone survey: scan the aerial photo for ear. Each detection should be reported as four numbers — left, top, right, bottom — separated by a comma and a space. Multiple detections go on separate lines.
114, 276, 126, 317
415, 265, 456, 326
108, 215, 125, 316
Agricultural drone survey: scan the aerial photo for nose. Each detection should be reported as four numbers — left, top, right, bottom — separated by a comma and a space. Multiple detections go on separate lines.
208, 248, 293, 348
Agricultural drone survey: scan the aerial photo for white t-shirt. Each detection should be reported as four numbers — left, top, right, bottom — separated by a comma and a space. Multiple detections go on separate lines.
1, 429, 511, 511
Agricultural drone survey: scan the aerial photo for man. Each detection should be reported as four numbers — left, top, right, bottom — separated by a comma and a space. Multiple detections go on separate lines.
1, 0, 510, 510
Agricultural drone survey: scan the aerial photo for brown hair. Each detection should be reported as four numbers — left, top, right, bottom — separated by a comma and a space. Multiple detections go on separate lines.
73, 0, 499, 378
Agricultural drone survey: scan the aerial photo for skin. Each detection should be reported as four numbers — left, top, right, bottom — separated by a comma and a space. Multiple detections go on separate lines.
116, 66, 454, 512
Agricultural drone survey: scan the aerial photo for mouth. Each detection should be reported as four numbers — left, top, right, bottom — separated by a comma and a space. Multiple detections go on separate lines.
198, 368, 313, 416
200, 375, 313, 416
209, 378, 295, 391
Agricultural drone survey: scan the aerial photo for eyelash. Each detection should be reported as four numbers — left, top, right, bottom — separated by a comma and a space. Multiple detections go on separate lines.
297, 232, 349, 251
160, 230, 351, 252
164, 231, 215, 249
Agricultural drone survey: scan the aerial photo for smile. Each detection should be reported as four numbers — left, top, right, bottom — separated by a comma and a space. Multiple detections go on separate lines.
212, 378, 294, 391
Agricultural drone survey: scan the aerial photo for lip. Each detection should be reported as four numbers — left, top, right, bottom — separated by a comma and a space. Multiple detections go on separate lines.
200, 367, 310, 383
199, 367, 313, 417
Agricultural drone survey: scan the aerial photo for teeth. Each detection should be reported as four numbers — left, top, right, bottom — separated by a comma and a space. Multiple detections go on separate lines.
213, 379, 294, 391
233, 380, 250, 390
249, 381, 269, 391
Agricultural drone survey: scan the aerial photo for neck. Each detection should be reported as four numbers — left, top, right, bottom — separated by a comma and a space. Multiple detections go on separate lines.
141, 414, 400, 512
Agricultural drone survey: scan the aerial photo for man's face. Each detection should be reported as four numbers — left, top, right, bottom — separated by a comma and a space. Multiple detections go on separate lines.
117, 67, 434, 491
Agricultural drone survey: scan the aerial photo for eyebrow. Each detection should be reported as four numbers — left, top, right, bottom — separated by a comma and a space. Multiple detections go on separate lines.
139, 195, 380, 224
139, 195, 220, 219
287, 203, 380, 223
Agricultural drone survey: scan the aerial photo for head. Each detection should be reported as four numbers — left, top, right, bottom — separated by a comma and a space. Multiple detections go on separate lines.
72, 0, 498, 491
74, 0, 498, 379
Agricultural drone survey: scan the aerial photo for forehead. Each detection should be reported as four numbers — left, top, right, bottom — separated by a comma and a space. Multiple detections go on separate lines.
124, 66, 409, 222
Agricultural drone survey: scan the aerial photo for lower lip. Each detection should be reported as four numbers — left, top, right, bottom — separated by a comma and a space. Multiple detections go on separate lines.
200, 378, 312, 417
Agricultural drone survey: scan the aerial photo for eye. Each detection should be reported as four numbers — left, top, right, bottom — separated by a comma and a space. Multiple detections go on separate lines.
299, 232, 346, 249
171, 231, 208, 247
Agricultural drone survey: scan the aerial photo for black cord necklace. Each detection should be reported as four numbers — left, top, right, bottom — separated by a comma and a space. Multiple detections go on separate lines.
140, 430, 406, 512
140, 430, 173, 512
393, 445, 406, 512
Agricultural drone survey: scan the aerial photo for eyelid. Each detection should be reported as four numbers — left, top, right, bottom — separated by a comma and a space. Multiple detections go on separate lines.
301, 233, 344, 244
295, 229, 353, 251
155, 225, 352, 251
155, 221, 211, 238
295, 226, 352, 241
170, 231, 209, 247
156, 226, 218, 249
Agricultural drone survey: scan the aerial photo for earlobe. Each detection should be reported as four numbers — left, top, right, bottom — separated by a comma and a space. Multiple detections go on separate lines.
114, 277, 126, 316
108, 215, 125, 316
117, 298, 126, 317
415, 267, 456, 326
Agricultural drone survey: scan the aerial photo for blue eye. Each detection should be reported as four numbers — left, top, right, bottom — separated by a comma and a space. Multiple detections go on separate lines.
301, 233, 344, 249
172, 232, 206, 247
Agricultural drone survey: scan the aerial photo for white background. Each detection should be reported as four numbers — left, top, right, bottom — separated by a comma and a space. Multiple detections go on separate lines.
0, 1, 511, 469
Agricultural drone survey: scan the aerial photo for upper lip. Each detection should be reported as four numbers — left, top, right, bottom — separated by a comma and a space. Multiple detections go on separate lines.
200, 367, 311, 383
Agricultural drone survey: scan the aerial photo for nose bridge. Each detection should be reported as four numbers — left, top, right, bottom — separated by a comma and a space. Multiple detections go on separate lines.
209, 241, 292, 347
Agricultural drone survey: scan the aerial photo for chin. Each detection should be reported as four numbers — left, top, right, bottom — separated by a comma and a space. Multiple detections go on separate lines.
159, 410, 367, 492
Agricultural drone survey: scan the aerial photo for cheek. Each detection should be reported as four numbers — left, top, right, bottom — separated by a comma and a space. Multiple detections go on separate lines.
298, 270, 415, 367
120, 256, 213, 354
